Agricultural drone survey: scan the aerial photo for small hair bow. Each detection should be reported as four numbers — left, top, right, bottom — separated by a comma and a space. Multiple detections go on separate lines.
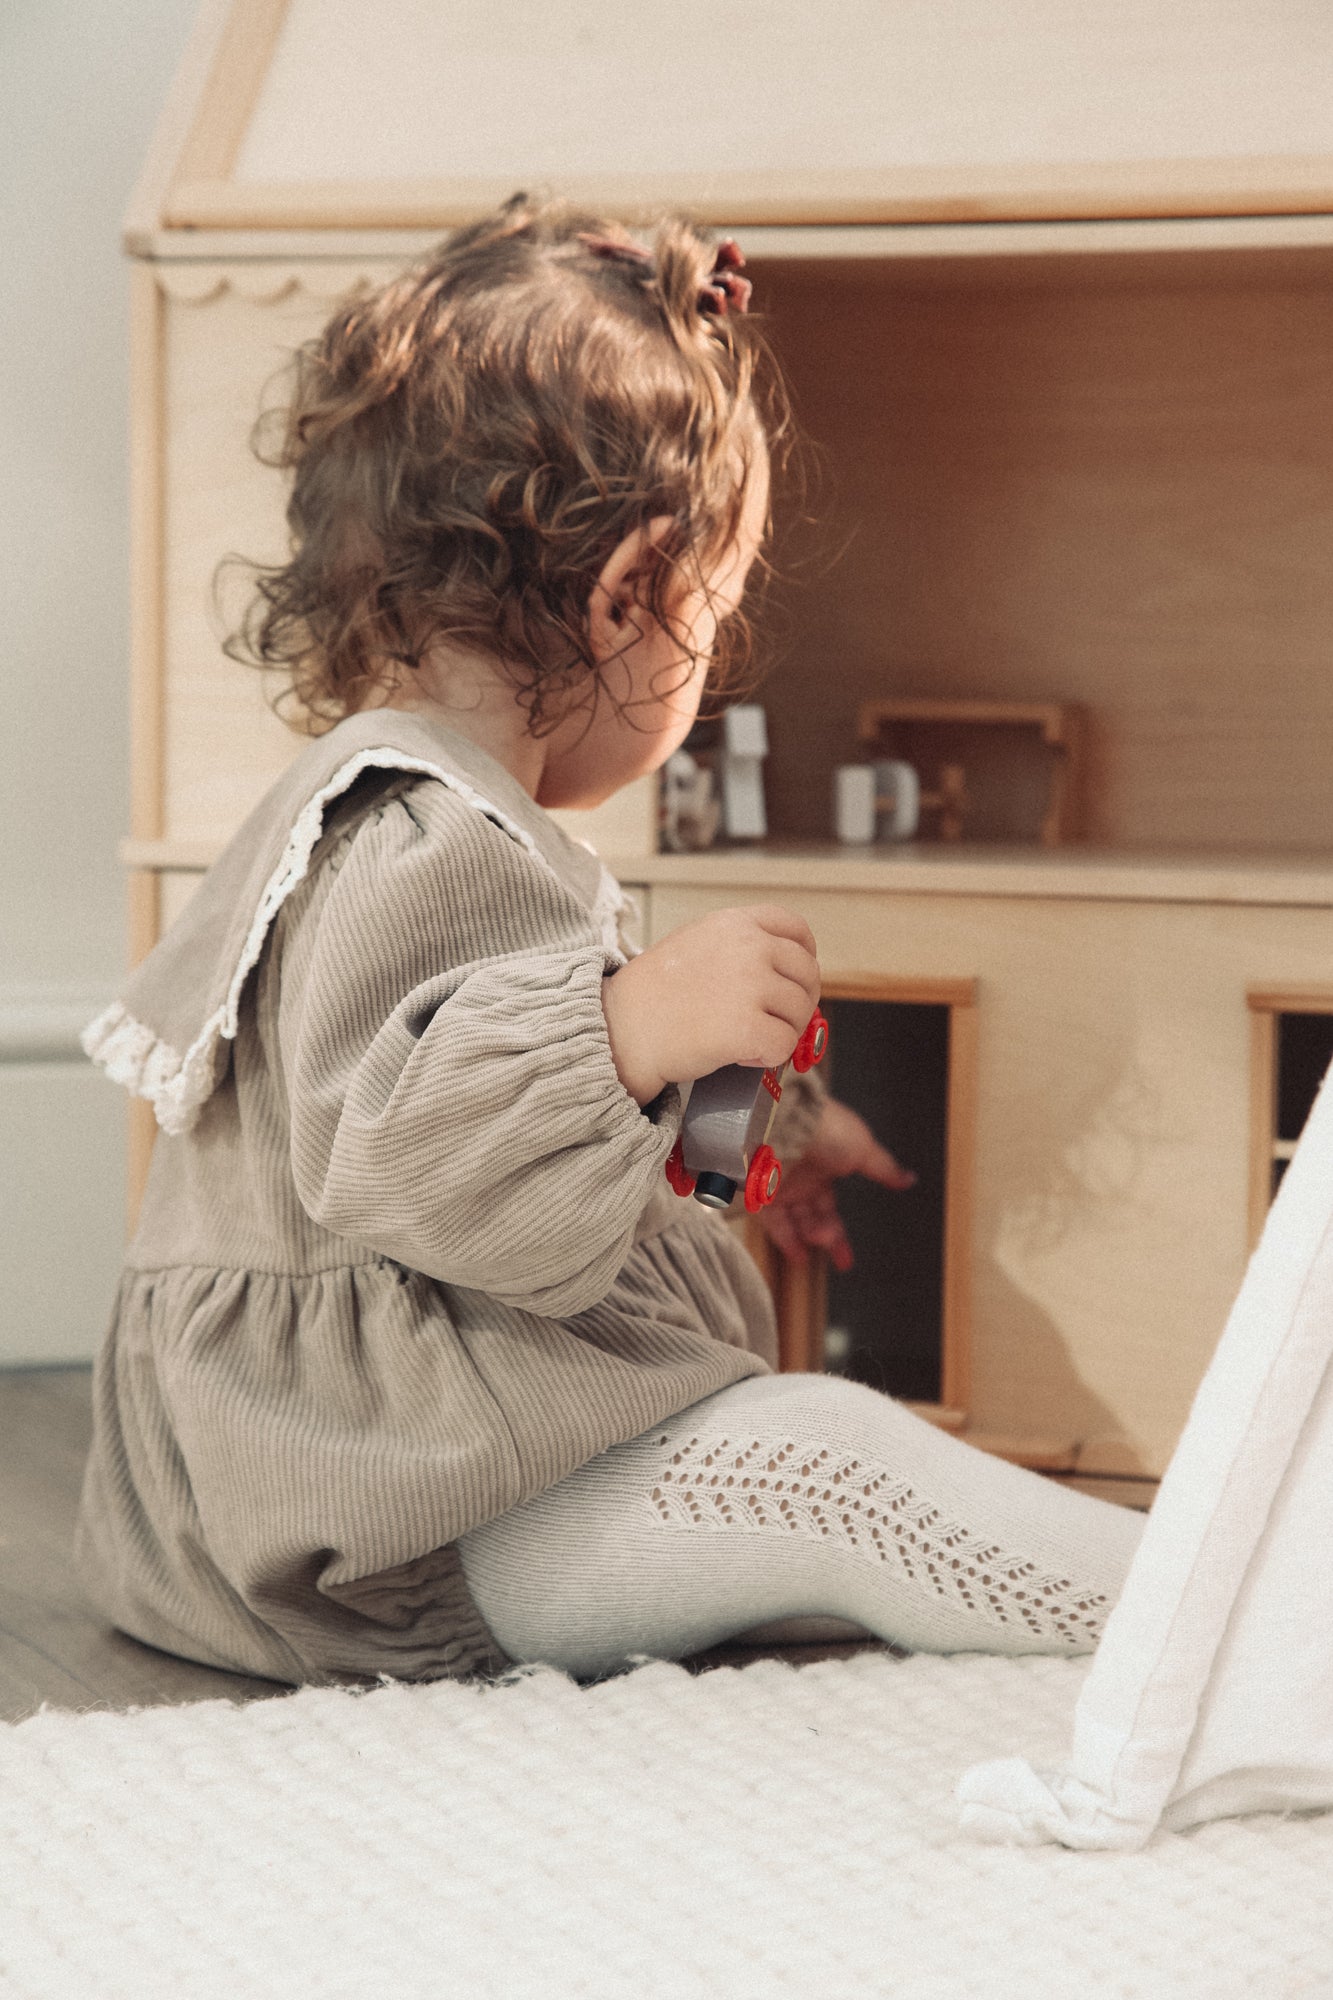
698, 238, 752, 318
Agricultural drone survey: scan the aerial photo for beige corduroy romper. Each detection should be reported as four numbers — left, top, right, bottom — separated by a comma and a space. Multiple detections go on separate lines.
79, 709, 822, 1687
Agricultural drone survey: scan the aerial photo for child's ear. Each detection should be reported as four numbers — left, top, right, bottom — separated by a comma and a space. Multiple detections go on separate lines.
587, 516, 678, 663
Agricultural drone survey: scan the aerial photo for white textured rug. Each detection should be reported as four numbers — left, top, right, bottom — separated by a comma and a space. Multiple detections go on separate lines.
4, 1652, 1332, 2000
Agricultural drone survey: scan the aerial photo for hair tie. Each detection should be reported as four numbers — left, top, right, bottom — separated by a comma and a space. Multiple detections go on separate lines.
698, 238, 751, 318
578, 231, 655, 273
579, 230, 751, 320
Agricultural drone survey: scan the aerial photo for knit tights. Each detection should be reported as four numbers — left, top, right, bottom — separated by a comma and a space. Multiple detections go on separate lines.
456, 1373, 1145, 1678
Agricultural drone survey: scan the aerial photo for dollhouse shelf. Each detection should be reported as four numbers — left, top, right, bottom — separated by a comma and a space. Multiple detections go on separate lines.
120, 840, 1333, 912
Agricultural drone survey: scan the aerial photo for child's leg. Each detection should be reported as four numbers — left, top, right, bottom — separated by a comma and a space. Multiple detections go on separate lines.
457, 1373, 1145, 1677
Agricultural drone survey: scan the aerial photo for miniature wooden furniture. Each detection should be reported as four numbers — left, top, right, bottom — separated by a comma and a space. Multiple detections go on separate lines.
918, 765, 968, 845
857, 699, 1087, 846
120, 0, 1333, 1494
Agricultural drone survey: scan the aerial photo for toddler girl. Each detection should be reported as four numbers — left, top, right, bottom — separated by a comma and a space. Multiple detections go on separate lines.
80, 198, 1142, 1685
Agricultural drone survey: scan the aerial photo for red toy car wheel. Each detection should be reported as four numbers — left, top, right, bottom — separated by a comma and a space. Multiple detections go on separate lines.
744, 1144, 782, 1212
791, 1007, 829, 1074
665, 1138, 696, 1197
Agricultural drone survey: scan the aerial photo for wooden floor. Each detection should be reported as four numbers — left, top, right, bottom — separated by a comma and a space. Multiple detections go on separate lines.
0, 1368, 883, 1724
0, 1367, 282, 1722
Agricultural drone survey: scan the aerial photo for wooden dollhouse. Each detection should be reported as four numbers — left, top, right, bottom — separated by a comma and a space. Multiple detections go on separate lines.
121, 0, 1333, 1500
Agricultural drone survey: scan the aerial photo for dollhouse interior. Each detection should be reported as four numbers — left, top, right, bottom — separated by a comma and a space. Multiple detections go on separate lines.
119, 0, 1333, 1502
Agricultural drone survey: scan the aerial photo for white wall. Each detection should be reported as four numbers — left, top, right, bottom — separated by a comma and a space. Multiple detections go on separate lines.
1, 0, 200, 1362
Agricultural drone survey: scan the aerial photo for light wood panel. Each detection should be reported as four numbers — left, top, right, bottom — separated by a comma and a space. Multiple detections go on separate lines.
172, 0, 289, 187
132, 244, 1333, 861
745, 1223, 829, 1376
137, 261, 673, 862
754, 253, 1333, 855
1248, 1002, 1278, 1251
124, 840, 1333, 910
159, 271, 345, 843
125, 216, 1333, 270
941, 996, 977, 1414
150, 0, 1333, 229
647, 880, 1333, 1477
128, 265, 167, 849
162, 160, 1333, 234
123, 0, 238, 251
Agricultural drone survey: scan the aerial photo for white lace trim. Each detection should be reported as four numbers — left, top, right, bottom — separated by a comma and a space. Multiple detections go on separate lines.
648, 1434, 1111, 1649
84, 748, 627, 1136
81, 997, 228, 1137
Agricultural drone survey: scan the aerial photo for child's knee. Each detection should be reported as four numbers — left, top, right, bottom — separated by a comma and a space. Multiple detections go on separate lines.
691, 1367, 915, 1449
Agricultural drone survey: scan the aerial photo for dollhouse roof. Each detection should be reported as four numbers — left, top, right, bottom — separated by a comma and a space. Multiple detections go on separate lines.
131, 0, 1333, 248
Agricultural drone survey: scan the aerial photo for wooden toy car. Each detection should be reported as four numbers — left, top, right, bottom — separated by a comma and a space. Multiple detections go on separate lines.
665, 1009, 829, 1212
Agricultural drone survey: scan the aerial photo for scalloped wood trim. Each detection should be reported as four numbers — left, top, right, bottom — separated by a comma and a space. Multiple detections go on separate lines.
152, 261, 398, 304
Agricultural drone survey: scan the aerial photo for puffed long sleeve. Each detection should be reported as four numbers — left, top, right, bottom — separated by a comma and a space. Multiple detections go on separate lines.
275, 780, 680, 1317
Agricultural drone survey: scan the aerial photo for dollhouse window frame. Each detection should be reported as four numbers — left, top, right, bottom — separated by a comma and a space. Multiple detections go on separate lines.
753, 974, 977, 1426
1247, 988, 1333, 1249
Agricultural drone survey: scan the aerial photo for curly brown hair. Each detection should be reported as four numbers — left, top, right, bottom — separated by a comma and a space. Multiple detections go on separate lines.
224, 194, 788, 731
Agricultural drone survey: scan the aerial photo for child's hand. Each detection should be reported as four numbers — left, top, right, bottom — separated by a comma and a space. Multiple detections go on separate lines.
602, 904, 820, 1107
759, 1097, 916, 1270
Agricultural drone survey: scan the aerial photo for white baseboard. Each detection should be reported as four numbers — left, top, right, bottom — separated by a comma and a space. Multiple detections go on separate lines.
1, 988, 125, 1366
0, 987, 108, 1064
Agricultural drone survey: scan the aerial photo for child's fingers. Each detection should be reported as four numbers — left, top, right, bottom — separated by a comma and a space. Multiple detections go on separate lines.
767, 937, 822, 1004
739, 1020, 806, 1068
733, 980, 823, 1066
760, 976, 822, 1042
741, 904, 819, 960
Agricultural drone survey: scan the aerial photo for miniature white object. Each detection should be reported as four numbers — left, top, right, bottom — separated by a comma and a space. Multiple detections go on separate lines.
660, 749, 720, 852
716, 705, 768, 841
834, 761, 922, 843
834, 764, 876, 843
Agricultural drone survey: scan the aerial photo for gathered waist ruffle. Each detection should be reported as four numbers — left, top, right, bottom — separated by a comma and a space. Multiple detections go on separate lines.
81, 1219, 773, 1686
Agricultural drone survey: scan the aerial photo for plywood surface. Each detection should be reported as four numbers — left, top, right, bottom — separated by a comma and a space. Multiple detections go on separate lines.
139, 243, 1333, 859
645, 882, 1333, 1477
230, 0, 1333, 194
756, 255, 1333, 854
129, 841, 1333, 911
130, 216, 1333, 269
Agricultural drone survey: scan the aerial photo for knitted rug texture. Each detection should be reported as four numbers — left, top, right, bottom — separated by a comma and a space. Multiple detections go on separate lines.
5, 1650, 1332, 2000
